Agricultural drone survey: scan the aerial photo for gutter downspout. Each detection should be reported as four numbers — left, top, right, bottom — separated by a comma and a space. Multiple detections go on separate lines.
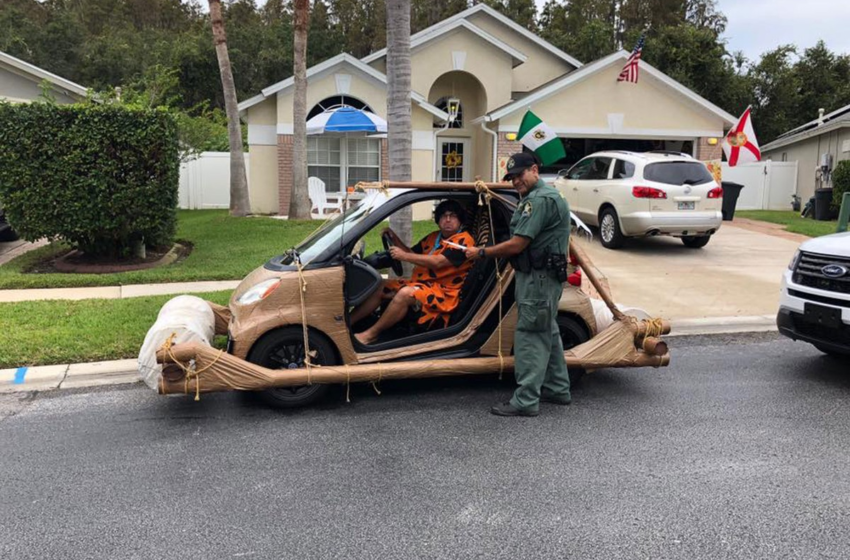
432, 120, 450, 181
480, 118, 498, 182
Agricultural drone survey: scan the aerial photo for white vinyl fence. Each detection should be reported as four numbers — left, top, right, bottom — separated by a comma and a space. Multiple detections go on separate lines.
721, 161, 798, 211
178, 152, 248, 209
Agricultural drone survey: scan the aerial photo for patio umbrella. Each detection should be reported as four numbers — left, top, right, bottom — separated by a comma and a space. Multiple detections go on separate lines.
306, 106, 387, 135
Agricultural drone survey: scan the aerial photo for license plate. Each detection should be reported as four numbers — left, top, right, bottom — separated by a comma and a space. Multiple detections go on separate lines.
678, 201, 695, 210
803, 303, 842, 329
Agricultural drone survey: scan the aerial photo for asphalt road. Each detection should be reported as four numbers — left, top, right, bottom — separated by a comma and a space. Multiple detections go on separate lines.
2, 333, 849, 560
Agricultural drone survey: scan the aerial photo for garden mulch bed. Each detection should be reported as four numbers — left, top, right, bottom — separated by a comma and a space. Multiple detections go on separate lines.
28, 242, 192, 274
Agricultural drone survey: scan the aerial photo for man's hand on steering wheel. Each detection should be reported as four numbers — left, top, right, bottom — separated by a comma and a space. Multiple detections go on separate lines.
381, 231, 404, 277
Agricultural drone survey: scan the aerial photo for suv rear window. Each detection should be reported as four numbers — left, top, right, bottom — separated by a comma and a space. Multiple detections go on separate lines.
644, 162, 714, 185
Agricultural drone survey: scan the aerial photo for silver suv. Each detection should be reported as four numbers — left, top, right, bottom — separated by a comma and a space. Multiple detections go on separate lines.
554, 151, 723, 249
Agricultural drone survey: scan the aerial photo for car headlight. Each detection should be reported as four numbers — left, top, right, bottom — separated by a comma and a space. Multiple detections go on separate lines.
237, 278, 281, 305
788, 250, 801, 271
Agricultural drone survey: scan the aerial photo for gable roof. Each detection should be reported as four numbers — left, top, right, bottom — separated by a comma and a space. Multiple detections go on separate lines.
362, 3, 581, 69
237, 53, 448, 120
0, 50, 87, 99
484, 50, 736, 125
362, 18, 527, 67
762, 102, 850, 151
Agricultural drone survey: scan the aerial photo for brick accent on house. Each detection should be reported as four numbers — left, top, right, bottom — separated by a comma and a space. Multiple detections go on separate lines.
497, 135, 523, 160
277, 134, 293, 216
696, 137, 723, 161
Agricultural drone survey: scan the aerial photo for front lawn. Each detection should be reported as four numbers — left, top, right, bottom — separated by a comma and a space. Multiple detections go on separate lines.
0, 291, 232, 368
0, 210, 436, 289
736, 211, 839, 238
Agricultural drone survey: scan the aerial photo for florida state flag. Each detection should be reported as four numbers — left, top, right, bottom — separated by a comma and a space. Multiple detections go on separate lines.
723, 107, 761, 166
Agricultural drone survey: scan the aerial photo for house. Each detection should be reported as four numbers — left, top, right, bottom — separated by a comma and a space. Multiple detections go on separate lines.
239, 3, 736, 217
0, 50, 87, 104
762, 104, 850, 201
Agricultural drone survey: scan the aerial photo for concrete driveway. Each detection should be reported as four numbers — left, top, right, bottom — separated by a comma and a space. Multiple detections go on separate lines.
0, 238, 48, 266
576, 221, 803, 322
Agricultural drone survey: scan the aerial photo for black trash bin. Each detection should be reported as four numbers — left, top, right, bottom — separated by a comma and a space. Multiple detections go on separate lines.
814, 188, 834, 221
720, 181, 744, 221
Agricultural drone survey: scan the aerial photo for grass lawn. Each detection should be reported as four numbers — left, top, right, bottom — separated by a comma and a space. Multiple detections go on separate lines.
736, 210, 840, 238
0, 291, 233, 368
0, 210, 436, 289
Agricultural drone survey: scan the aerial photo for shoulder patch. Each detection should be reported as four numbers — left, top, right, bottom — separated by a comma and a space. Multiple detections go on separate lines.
521, 201, 533, 217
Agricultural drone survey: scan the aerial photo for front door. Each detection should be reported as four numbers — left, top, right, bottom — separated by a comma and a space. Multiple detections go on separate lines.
438, 138, 470, 182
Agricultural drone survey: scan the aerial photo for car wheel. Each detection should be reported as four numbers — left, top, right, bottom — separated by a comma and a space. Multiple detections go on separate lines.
246, 327, 337, 409
599, 208, 625, 249
682, 235, 710, 248
557, 315, 590, 385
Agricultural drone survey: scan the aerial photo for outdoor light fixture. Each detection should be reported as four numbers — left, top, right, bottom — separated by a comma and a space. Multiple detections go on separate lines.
506, 133, 518, 141
446, 97, 461, 123
707, 137, 718, 145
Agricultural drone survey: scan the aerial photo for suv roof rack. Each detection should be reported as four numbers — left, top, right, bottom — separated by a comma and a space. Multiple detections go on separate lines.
645, 150, 693, 158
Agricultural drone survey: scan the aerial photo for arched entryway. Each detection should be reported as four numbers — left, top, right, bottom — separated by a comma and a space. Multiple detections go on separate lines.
428, 71, 488, 182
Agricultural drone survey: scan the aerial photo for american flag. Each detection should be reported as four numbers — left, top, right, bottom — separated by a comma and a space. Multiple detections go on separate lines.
617, 35, 645, 83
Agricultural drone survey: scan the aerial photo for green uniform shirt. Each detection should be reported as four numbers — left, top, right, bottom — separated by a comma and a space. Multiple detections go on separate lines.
510, 179, 571, 257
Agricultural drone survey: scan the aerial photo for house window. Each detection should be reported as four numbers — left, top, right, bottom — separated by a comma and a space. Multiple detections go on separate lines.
308, 96, 373, 120
433, 97, 463, 129
308, 136, 381, 192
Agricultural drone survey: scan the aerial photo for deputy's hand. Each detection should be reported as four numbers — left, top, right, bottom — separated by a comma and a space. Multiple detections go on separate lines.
388, 246, 407, 260
465, 246, 481, 260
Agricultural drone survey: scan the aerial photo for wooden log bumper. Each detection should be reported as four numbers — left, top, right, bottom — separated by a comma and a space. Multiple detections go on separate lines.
155, 342, 670, 396
640, 337, 668, 356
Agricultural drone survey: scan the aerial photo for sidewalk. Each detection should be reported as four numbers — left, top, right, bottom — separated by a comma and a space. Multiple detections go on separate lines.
0, 280, 240, 303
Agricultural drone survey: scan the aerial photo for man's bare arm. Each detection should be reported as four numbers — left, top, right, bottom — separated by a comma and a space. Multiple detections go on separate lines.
390, 247, 451, 270
464, 235, 530, 260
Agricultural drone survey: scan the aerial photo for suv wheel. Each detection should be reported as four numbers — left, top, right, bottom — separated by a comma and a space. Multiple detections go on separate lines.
599, 208, 625, 249
682, 235, 710, 249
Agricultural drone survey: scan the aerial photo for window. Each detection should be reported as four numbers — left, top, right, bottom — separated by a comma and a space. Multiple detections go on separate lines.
567, 158, 594, 180
578, 157, 612, 180
643, 162, 714, 185
612, 159, 636, 179
434, 97, 463, 129
308, 96, 373, 120
308, 136, 381, 192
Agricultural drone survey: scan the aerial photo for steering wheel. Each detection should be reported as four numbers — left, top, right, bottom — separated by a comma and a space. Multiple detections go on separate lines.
381, 232, 404, 277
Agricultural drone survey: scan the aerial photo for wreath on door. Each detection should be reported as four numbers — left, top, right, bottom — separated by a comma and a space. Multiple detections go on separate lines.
445, 150, 462, 169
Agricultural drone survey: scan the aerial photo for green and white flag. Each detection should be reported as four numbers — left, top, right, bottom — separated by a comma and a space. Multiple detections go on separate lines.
517, 110, 565, 166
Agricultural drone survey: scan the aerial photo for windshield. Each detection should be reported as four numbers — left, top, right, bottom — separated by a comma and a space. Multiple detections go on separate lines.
283, 190, 393, 265
644, 162, 714, 186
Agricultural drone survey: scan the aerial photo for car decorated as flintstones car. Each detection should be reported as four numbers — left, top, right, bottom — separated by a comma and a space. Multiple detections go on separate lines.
140, 182, 671, 408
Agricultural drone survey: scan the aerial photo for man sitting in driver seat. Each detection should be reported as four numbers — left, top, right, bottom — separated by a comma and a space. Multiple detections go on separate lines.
351, 199, 476, 345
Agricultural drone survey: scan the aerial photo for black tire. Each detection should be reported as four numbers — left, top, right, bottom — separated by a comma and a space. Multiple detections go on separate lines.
246, 327, 338, 409
814, 344, 850, 358
0, 228, 19, 242
557, 315, 591, 385
681, 235, 710, 249
599, 207, 625, 249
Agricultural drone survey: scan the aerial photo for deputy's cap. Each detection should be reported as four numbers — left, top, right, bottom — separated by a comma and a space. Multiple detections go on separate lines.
503, 152, 538, 180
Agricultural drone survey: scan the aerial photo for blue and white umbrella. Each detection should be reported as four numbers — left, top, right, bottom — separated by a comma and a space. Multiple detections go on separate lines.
306, 106, 387, 135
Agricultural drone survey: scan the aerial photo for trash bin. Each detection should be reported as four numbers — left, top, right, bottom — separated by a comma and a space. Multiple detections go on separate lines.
720, 181, 744, 221
814, 188, 834, 221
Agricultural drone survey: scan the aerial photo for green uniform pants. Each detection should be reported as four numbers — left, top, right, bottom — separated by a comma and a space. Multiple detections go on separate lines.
510, 270, 570, 412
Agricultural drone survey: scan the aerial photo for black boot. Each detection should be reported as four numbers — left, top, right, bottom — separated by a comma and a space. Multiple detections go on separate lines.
490, 401, 539, 417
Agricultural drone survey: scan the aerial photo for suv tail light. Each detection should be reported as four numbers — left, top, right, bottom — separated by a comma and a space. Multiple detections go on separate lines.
707, 185, 723, 199
632, 186, 667, 199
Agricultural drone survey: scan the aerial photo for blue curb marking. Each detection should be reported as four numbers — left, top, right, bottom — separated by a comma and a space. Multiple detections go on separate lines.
13, 367, 28, 384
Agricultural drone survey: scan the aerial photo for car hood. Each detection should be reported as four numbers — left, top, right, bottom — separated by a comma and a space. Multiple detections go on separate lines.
799, 231, 850, 257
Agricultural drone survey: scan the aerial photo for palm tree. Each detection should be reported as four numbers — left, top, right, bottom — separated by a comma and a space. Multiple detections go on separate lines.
290, 0, 312, 219
386, 0, 413, 269
208, 0, 250, 217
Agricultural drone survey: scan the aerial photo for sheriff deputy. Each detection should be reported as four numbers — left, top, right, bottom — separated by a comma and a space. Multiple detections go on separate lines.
465, 152, 572, 416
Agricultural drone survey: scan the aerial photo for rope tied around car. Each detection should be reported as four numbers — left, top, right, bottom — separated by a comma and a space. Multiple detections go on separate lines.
160, 332, 225, 401
474, 179, 506, 378
294, 257, 317, 385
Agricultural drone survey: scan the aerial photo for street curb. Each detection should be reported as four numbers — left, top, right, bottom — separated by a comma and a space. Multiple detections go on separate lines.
1, 316, 779, 395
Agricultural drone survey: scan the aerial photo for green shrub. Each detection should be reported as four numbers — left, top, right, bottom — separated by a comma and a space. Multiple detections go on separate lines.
833, 159, 850, 211
0, 103, 179, 258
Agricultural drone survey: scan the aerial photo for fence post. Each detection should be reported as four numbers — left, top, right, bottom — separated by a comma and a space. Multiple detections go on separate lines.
838, 192, 850, 233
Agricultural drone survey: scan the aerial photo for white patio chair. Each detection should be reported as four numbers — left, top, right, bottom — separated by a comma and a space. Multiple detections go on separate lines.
307, 177, 343, 218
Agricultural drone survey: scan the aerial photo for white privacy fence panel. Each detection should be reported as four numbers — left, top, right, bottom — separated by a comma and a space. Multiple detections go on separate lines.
720, 161, 797, 211
179, 152, 248, 209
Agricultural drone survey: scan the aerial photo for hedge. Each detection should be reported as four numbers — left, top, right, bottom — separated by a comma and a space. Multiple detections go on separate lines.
0, 103, 179, 258
832, 160, 850, 212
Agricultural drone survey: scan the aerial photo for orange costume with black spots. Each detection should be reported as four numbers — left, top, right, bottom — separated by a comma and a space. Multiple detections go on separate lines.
383, 230, 475, 328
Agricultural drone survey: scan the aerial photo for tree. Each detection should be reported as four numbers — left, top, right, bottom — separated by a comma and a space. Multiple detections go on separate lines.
481, 0, 537, 30
793, 41, 850, 127
747, 45, 801, 143
386, 0, 413, 272
290, 0, 311, 219
209, 0, 250, 217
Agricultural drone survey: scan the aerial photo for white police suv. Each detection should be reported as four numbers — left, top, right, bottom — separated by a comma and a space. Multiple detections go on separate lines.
777, 231, 850, 357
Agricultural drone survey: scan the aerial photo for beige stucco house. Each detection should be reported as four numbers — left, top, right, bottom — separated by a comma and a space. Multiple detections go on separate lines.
762, 104, 850, 201
0, 50, 87, 104
239, 3, 736, 217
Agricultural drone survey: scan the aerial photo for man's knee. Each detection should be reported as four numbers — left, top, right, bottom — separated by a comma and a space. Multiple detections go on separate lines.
394, 286, 418, 305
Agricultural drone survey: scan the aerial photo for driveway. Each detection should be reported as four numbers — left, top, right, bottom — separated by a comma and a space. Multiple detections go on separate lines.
576, 222, 802, 321
0, 238, 48, 266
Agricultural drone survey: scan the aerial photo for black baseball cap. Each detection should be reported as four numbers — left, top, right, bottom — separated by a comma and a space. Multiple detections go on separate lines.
502, 152, 539, 180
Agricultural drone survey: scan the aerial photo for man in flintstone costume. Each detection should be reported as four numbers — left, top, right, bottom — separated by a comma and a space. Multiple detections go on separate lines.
351, 199, 475, 345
